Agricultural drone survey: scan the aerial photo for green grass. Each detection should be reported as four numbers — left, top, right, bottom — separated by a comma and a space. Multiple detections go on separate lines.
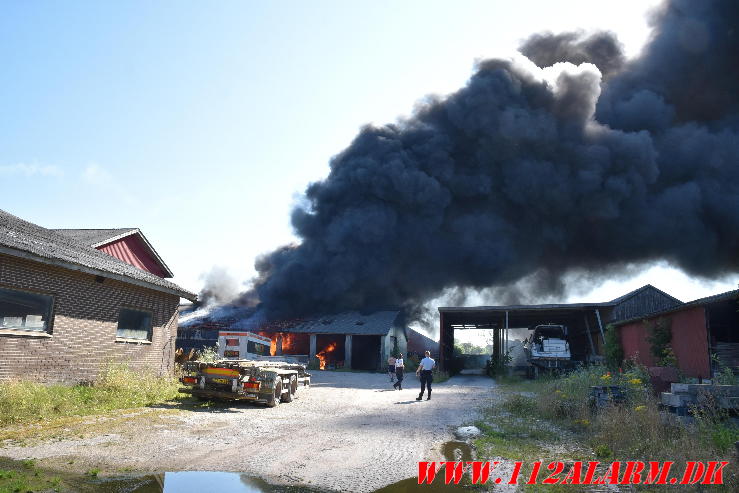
0, 459, 64, 493
0, 364, 182, 428
478, 365, 739, 491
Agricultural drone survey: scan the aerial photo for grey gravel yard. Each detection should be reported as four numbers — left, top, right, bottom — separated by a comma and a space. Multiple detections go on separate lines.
1, 371, 496, 492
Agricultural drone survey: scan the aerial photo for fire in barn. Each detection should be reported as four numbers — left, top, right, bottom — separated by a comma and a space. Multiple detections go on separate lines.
177, 306, 407, 371
315, 338, 341, 370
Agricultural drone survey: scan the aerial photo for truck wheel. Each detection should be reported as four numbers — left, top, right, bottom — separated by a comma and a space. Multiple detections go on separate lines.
265, 379, 281, 408
281, 375, 297, 403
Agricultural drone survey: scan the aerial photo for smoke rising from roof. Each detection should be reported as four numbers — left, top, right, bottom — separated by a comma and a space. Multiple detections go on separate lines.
199, 266, 241, 307
246, 0, 739, 321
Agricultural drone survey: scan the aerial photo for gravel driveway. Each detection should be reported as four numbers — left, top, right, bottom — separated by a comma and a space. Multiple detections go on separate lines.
1, 371, 496, 492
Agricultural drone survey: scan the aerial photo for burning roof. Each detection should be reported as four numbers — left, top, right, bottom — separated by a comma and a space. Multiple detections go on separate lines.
180, 305, 403, 336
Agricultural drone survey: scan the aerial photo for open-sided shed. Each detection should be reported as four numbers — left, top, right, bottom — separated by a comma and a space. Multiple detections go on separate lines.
437, 285, 682, 372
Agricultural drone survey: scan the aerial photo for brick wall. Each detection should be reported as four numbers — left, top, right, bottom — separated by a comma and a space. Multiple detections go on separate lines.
0, 252, 180, 383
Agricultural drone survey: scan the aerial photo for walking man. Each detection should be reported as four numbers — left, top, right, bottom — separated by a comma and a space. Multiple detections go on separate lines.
393, 353, 404, 390
387, 355, 396, 383
416, 350, 435, 400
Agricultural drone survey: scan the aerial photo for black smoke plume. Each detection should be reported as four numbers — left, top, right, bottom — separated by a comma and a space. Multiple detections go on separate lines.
519, 31, 625, 79
249, 0, 739, 320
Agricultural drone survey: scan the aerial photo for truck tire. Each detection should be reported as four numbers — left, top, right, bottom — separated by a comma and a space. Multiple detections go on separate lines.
264, 379, 281, 408
281, 375, 297, 403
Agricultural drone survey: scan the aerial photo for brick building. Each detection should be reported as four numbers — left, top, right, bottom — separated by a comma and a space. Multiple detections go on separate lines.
0, 209, 196, 383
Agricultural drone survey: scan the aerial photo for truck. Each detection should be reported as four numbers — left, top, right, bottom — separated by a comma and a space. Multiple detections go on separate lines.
179, 331, 311, 406
523, 324, 573, 377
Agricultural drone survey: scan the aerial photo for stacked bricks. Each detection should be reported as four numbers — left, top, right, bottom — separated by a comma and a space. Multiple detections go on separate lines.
0, 253, 180, 383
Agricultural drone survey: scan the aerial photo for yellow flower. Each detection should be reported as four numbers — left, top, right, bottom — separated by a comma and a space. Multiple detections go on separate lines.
575, 418, 590, 426
634, 405, 646, 412
554, 390, 563, 394
600, 374, 612, 380
629, 378, 642, 385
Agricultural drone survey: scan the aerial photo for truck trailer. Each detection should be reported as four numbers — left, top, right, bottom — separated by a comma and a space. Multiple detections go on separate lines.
179, 331, 311, 406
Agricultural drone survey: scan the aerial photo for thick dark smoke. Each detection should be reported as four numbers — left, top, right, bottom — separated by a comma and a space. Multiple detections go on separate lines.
249, 0, 739, 321
519, 31, 626, 79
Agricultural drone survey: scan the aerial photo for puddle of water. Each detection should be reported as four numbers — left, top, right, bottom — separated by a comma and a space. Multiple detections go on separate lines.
373, 441, 476, 492
2, 444, 476, 493
440, 441, 473, 462
93, 472, 320, 493
0, 459, 318, 493
373, 476, 475, 492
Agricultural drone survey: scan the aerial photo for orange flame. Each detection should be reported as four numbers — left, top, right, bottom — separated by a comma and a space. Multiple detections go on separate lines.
281, 333, 297, 353
316, 342, 337, 370
255, 331, 278, 355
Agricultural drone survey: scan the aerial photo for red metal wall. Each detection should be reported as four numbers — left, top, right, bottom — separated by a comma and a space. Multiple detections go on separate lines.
619, 306, 710, 378
98, 235, 167, 278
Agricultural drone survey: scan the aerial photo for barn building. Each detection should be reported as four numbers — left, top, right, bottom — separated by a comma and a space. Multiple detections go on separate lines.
178, 307, 407, 371
437, 284, 682, 372
612, 288, 739, 379
407, 327, 440, 359
0, 209, 196, 383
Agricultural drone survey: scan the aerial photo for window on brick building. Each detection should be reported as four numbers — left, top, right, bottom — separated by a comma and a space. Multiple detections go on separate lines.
116, 308, 152, 341
0, 287, 54, 332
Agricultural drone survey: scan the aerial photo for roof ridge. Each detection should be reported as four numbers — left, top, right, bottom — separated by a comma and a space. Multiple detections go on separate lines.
0, 208, 195, 300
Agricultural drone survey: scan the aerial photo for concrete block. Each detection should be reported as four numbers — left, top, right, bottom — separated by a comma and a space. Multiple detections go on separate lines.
661, 392, 695, 407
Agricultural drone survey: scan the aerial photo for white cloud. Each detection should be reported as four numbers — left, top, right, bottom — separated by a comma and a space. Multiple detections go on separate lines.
82, 163, 112, 185
0, 163, 63, 177
80, 162, 137, 206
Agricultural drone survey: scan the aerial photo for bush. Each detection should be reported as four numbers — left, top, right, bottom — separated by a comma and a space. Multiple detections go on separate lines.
646, 317, 673, 361
603, 324, 623, 369
196, 345, 219, 363
404, 354, 419, 373
0, 363, 180, 427
502, 394, 538, 416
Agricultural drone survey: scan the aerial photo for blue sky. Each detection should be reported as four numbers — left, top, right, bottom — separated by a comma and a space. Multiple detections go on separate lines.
2, 0, 736, 309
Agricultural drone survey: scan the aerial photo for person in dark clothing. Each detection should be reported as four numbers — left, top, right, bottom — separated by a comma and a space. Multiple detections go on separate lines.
415, 351, 435, 400
392, 353, 404, 390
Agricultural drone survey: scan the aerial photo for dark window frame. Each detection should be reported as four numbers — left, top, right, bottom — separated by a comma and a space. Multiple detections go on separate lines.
246, 340, 270, 356
116, 306, 153, 342
0, 285, 55, 334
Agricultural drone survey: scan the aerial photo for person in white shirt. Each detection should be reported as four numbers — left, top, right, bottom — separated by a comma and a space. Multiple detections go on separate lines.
415, 351, 436, 401
392, 354, 405, 390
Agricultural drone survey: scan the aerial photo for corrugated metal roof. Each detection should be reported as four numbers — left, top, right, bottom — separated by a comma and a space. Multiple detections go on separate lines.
0, 208, 196, 301
611, 288, 739, 327
438, 285, 682, 314
608, 284, 682, 305
287, 311, 401, 335
182, 306, 402, 335
438, 302, 611, 312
